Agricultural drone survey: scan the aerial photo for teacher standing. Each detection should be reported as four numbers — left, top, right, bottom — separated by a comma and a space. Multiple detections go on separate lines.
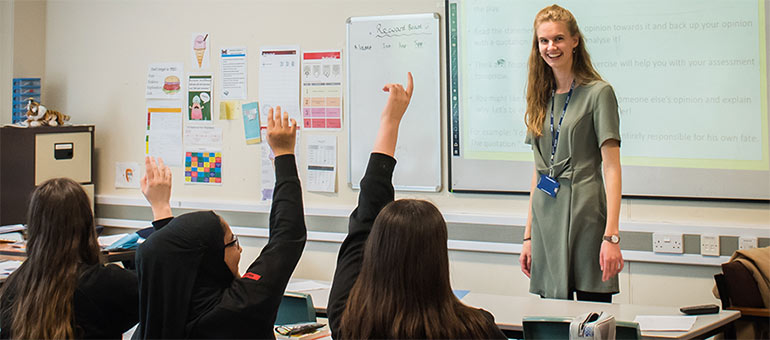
519, 4, 623, 302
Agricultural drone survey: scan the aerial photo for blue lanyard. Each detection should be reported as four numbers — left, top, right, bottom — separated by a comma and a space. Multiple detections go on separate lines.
549, 80, 576, 174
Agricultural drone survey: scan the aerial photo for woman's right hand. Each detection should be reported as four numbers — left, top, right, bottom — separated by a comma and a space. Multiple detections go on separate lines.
141, 156, 173, 220
520, 240, 532, 278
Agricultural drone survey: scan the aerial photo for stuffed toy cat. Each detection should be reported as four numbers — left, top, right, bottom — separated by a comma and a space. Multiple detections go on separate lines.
25, 98, 70, 127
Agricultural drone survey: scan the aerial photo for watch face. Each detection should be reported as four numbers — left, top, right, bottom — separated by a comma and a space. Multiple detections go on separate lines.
604, 235, 620, 243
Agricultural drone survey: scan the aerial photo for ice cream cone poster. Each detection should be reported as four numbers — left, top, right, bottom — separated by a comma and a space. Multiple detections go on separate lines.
146, 63, 183, 99
188, 75, 213, 122
191, 33, 210, 69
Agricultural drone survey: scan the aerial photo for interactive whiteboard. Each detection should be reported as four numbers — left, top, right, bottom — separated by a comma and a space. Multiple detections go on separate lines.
446, 0, 769, 199
347, 13, 442, 191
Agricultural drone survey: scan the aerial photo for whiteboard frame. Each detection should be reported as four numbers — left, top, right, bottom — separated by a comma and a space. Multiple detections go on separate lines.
346, 13, 443, 192
444, 0, 770, 200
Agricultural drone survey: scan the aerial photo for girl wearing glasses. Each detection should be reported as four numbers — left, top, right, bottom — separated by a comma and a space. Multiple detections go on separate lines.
134, 107, 307, 339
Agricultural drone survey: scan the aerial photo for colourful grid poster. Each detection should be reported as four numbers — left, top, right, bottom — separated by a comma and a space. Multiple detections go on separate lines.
184, 151, 222, 184
301, 51, 342, 129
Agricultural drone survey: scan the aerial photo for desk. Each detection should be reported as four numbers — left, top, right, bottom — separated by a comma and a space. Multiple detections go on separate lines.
0, 243, 136, 264
288, 280, 739, 340
463, 293, 739, 339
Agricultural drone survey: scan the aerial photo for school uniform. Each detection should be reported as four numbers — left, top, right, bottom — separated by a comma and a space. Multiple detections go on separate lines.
135, 154, 307, 339
0, 263, 138, 339
327, 153, 507, 339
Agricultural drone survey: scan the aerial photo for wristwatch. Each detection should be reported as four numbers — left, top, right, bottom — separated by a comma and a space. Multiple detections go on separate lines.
603, 234, 620, 244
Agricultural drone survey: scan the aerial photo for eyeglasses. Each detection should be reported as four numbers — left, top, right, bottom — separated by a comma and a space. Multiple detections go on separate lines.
225, 235, 239, 248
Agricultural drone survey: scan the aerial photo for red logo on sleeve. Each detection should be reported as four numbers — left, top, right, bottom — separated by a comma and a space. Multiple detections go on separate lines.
243, 273, 261, 281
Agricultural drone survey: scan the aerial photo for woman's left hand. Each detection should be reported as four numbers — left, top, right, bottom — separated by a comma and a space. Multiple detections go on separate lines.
600, 241, 624, 281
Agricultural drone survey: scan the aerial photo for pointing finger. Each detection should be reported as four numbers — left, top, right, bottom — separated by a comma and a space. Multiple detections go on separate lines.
406, 72, 414, 98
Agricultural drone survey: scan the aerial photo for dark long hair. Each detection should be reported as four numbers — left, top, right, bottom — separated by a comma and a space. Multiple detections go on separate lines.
525, 4, 603, 137
1, 178, 101, 339
339, 199, 494, 339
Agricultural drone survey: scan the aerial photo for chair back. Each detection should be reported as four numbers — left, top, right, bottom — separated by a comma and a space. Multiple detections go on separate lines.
522, 316, 571, 339
615, 320, 642, 340
275, 292, 316, 325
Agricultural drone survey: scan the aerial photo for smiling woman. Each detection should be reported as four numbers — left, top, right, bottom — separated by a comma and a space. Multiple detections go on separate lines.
519, 4, 624, 303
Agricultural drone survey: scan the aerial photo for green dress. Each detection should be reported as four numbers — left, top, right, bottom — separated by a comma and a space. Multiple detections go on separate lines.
525, 80, 620, 299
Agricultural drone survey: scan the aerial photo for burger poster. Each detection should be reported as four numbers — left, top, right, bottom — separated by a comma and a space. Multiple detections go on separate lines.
146, 63, 183, 99
188, 75, 213, 122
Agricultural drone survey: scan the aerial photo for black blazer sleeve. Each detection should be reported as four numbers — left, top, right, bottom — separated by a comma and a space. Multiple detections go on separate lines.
151, 216, 173, 231
327, 153, 396, 338
188, 154, 307, 339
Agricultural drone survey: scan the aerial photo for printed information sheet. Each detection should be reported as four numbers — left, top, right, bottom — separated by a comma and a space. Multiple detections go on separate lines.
302, 51, 342, 129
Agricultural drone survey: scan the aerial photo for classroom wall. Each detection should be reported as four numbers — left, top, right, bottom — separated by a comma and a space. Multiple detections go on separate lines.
0, 0, 14, 125
11, 0, 770, 308
13, 0, 46, 79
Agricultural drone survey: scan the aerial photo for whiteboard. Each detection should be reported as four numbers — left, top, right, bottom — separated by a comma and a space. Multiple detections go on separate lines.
446, 0, 770, 199
347, 13, 442, 192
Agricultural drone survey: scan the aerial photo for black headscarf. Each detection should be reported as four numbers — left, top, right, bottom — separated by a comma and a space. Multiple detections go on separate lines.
135, 211, 234, 339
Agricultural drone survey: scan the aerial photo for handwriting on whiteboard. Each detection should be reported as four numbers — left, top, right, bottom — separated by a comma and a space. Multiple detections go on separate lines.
373, 23, 432, 38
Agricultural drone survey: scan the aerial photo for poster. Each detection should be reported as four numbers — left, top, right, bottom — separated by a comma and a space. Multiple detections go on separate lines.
146, 63, 183, 99
301, 51, 342, 129
185, 150, 222, 184
191, 33, 210, 69
145, 102, 183, 167
188, 75, 213, 122
115, 162, 140, 188
220, 46, 247, 100
242, 101, 261, 144
258, 46, 301, 126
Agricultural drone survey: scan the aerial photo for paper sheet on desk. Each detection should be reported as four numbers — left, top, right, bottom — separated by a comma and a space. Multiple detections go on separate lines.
286, 280, 330, 292
0, 260, 23, 275
634, 315, 697, 331
98, 234, 129, 248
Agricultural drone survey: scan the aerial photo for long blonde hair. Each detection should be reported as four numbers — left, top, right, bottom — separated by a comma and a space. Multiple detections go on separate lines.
525, 5, 602, 137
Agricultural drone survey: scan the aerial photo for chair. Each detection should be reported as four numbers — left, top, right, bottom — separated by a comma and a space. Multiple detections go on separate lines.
275, 292, 317, 325
522, 316, 572, 339
615, 320, 641, 340
714, 260, 769, 339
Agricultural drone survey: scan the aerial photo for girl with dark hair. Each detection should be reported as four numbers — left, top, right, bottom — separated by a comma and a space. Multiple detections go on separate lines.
327, 73, 506, 339
0, 178, 138, 339
134, 106, 306, 339
519, 4, 624, 302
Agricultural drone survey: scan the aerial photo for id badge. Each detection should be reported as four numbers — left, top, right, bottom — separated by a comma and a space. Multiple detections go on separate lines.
537, 174, 560, 198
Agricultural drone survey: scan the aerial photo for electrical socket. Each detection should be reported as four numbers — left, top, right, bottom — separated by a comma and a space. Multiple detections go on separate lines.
739, 236, 758, 250
653, 233, 683, 254
700, 234, 720, 256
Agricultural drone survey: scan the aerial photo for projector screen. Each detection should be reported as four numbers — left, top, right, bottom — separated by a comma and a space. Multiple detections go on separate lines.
447, 0, 769, 199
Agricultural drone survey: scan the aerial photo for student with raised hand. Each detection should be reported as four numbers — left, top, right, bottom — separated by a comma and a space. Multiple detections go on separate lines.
327, 73, 506, 340
0, 178, 138, 339
134, 106, 306, 339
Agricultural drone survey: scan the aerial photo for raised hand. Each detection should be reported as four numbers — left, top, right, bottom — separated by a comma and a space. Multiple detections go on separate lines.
141, 156, 173, 220
380, 72, 414, 125
266, 106, 298, 156
373, 72, 414, 156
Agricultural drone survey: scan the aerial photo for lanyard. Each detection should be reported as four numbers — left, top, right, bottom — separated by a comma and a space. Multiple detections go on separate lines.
549, 80, 576, 176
